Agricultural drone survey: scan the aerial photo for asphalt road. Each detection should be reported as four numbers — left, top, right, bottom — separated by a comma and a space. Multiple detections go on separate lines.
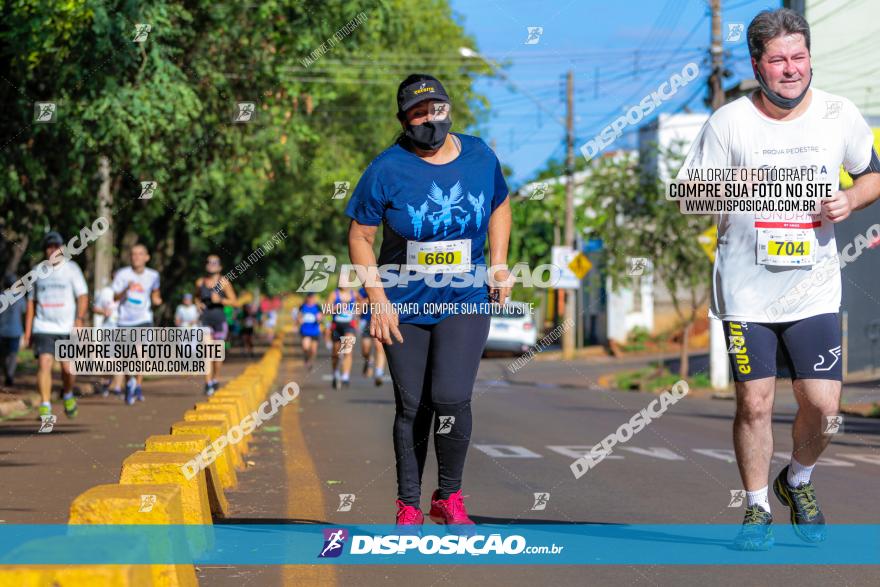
2, 337, 878, 586
209, 339, 880, 587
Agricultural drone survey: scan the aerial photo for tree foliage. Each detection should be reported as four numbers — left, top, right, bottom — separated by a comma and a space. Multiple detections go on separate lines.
0, 0, 492, 319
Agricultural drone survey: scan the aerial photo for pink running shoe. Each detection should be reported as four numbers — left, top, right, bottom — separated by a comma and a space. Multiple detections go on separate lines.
396, 500, 424, 526
429, 490, 475, 525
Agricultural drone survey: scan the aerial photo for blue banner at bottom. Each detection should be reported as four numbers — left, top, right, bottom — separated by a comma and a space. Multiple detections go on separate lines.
0, 524, 877, 565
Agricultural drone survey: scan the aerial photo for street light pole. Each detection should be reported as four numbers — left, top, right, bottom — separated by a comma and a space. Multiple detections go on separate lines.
563, 70, 576, 359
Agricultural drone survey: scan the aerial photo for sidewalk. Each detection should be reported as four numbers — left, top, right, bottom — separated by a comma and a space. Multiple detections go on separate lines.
0, 347, 261, 524
501, 348, 880, 415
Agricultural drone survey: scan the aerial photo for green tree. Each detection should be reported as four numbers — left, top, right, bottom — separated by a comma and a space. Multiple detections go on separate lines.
586, 148, 712, 378
0, 0, 492, 320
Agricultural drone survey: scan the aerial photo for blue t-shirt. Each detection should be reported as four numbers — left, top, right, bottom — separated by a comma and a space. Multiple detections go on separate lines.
358, 287, 371, 322
345, 134, 509, 324
299, 303, 321, 337
0, 296, 26, 338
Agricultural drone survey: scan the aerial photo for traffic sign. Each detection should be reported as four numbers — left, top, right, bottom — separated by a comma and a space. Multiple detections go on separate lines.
551, 246, 580, 289
698, 225, 717, 262
568, 252, 592, 280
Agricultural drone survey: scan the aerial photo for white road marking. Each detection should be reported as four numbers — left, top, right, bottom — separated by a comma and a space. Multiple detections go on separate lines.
773, 451, 854, 467
473, 444, 542, 458
692, 448, 737, 463
546, 445, 623, 460
620, 447, 685, 461
837, 453, 880, 466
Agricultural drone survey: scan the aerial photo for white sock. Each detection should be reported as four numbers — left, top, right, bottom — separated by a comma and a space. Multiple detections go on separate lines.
746, 487, 770, 513
62, 391, 73, 400
375, 368, 384, 377
334, 370, 341, 378
341, 373, 350, 382
788, 457, 815, 487
41, 401, 51, 408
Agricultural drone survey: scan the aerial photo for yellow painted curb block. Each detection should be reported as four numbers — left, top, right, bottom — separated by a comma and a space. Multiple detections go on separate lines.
215, 388, 258, 414
227, 378, 263, 401
181, 412, 245, 470
0, 562, 152, 587
200, 398, 243, 427
182, 409, 246, 458
194, 401, 248, 453
208, 395, 251, 433
69, 483, 184, 524
119, 451, 212, 526
145, 434, 230, 518
171, 421, 238, 488
68, 484, 197, 587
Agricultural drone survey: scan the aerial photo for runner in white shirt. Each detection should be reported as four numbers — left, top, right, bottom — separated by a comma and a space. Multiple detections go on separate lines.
112, 244, 162, 405
174, 293, 200, 328
93, 282, 122, 397
23, 232, 89, 419
679, 8, 880, 550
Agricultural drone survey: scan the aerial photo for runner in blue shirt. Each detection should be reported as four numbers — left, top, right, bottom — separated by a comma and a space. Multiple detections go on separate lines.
346, 74, 512, 527
357, 286, 386, 386
297, 293, 322, 371
325, 287, 358, 389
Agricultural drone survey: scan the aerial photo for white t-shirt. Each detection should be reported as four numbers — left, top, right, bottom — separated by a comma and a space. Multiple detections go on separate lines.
94, 286, 119, 327
112, 266, 160, 326
175, 304, 200, 328
678, 88, 875, 323
28, 259, 88, 334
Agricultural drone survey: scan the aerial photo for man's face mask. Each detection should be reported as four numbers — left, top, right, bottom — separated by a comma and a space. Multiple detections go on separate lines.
404, 101, 452, 151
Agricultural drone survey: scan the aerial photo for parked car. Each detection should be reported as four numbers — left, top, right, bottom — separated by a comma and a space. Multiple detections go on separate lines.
484, 301, 537, 354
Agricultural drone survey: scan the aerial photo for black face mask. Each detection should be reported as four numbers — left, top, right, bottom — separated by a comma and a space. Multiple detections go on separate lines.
404, 119, 452, 151
755, 68, 812, 110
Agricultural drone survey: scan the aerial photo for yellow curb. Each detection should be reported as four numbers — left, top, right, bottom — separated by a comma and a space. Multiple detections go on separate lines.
194, 401, 248, 453
119, 451, 213, 526
69, 483, 184, 525
182, 412, 245, 468
208, 395, 252, 433
68, 483, 197, 587
0, 563, 153, 587
171, 421, 238, 488
183, 409, 246, 458
214, 388, 258, 414
145, 435, 230, 519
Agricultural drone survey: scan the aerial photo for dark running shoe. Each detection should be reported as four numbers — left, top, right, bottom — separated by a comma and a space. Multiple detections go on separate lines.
733, 505, 774, 551
773, 465, 826, 543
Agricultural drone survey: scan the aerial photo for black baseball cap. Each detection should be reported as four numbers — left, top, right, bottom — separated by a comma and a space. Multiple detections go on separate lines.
397, 74, 450, 114
42, 231, 63, 247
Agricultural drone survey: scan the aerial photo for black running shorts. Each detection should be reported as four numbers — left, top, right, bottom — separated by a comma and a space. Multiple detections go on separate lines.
722, 313, 842, 382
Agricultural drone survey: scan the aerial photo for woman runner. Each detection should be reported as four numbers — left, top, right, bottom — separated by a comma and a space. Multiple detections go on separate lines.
346, 74, 512, 526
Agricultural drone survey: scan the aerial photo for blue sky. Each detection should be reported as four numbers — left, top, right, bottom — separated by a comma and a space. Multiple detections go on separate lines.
449, 0, 780, 186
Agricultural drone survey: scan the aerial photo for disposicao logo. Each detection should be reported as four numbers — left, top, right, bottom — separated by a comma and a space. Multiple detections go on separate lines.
318, 528, 348, 558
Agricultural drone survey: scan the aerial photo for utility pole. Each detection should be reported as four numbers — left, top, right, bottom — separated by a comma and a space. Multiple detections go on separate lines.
708, 0, 729, 390
562, 69, 576, 359
92, 156, 113, 327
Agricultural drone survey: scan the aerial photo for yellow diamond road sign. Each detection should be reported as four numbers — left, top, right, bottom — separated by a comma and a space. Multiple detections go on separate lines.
568, 253, 592, 280
698, 225, 717, 262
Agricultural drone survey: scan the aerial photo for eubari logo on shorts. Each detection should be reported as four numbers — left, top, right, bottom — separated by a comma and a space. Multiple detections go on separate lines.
727, 323, 750, 375
318, 528, 348, 558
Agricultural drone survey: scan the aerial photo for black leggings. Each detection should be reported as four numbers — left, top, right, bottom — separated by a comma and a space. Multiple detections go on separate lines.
383, 313, 490, 506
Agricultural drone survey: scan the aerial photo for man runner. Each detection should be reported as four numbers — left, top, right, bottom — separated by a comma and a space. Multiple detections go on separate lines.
112, 244, 162, 405
24, 232, 89, 419
679, 8, 880, 550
